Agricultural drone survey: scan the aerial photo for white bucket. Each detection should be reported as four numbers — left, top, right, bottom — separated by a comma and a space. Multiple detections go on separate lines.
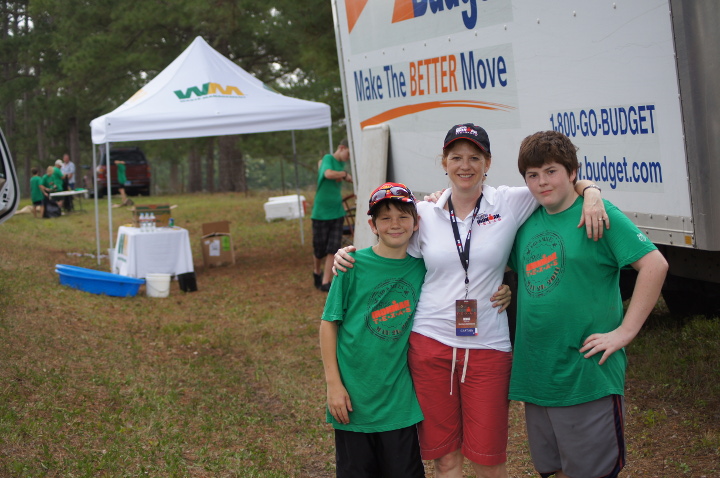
146, 273, 171, 298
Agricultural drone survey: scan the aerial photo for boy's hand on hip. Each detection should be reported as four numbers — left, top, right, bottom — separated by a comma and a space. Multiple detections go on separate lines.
580, 327, 635, 365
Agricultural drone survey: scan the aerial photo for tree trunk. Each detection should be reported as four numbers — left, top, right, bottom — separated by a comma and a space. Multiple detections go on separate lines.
68, 116, 80, 166
218, 135, 247, 193
36, 119, 46, 167
205, 139, 215, 192
238, 148, 247, 193
188, 145, 202, 192
218, 136, 232, 191
170, 161, 179, 193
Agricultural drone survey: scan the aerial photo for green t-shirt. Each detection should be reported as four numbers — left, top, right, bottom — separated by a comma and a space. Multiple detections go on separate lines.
53, 167, 64, 191
508, 198, 657, 407
30, 176, 44, 202
311, 154, 346, 220
117, 163, 127, 184
322, 247, 426, 432
41, 174, 55, 192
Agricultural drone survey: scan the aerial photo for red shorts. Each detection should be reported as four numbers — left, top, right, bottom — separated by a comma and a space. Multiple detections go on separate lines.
408, 332, 511, 465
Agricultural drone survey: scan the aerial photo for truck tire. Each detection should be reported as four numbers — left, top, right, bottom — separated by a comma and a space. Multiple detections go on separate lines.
619, 269, 638, 302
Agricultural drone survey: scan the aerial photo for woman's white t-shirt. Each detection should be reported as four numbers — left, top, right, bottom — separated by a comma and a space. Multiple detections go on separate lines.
408, 185, 537, 351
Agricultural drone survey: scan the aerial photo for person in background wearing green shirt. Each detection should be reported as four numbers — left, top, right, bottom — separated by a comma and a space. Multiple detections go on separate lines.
53, 159, 65, 209
29, 167, 44, 218
40, 165, 61, 218
115, 160, 133, 206
320, 182, 425, 478
507, 131, 668, 478
311, 139, 352, 292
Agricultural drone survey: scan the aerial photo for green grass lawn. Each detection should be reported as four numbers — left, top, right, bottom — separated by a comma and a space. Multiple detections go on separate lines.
1, 192, 718, 477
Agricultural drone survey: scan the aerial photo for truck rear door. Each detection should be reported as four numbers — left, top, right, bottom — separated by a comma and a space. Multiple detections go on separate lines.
0, 127, 19, 225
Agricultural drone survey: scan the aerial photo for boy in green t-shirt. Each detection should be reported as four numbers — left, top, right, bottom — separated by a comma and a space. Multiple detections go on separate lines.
319, 182, 426, 478
40, 165, 61, 218
507, 131, 668, 478
40, 165, 58, 197
53, 160, 65, 209
115, 160, 133, 206
29, 167, 44, 218
311, 139, 352, 292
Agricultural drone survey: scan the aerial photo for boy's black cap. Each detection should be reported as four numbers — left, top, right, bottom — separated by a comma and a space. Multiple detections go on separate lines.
443, 123, 491, 155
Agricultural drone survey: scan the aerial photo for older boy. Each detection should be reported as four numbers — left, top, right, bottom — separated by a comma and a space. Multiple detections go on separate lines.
508, 131, 668, 478
311, 139, 352, 292
320, 182, 426, 478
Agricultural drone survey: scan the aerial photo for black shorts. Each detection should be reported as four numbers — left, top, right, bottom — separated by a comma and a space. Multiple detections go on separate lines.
334, 425, 425, 478
312, 217, 345, 259
32, 200, 42, 206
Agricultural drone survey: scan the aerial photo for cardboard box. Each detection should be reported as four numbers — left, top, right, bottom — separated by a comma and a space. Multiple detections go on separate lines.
264, 194, 306, 221
201, 221, 235, 268
132, 204, 172, 227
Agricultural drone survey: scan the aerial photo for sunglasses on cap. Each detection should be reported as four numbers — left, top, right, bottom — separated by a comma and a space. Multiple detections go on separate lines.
367, 183, 416, 214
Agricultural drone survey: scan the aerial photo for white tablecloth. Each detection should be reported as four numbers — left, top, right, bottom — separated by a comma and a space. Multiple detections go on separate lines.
50, 189, 87, 211
113, 226, 194, 278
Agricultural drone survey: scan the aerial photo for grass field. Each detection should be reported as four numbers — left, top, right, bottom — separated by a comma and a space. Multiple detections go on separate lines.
1, 192, 719, 477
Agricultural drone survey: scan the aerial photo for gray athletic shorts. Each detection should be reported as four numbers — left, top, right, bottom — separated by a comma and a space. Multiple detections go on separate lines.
525, 395, 626, 478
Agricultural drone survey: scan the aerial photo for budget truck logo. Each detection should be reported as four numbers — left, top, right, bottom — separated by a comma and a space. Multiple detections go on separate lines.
345, 0, 490, 33
392, 0, 485, 30
174, 82, 245, 102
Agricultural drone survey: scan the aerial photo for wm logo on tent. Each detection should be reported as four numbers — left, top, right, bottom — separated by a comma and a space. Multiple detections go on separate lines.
174, 82, 245, 101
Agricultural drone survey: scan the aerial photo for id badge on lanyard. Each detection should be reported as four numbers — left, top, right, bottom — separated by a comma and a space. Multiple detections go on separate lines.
456, 299, 478, 336
448, 195, 482, 337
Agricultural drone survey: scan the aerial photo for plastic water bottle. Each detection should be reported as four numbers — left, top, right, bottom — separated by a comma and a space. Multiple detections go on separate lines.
140, 213, 147, 232
149, 212, 156, 231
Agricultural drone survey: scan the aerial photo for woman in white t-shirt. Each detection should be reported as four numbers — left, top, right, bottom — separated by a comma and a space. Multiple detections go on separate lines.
335, 124, 607, 478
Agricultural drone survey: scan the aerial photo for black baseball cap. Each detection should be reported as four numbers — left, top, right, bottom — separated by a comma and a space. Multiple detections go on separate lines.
443, 123, 491, 155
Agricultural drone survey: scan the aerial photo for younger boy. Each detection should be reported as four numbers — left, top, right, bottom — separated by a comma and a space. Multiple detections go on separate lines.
508, 131, 668, 478
320, 182, 426, 478
40, 165, 60, 218
29, 167, 44, 218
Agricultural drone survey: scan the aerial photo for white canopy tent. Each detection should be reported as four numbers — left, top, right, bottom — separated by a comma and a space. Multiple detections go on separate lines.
90, 36, 333, 262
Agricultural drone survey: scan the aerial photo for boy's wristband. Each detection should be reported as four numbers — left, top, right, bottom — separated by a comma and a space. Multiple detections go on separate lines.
582, 184, 601, 196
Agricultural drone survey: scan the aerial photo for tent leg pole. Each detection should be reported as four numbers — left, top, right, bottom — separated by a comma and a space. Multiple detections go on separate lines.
292, 131, 304, 245
106, 143, 114, 266
93, 146, 101, 265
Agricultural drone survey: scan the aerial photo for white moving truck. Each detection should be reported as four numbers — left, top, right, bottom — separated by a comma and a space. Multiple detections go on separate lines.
0, 127, 19, 225
331, 0, 720, 316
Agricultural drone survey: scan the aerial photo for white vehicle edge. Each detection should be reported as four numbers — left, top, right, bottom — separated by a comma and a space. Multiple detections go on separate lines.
0, 127, 19, 225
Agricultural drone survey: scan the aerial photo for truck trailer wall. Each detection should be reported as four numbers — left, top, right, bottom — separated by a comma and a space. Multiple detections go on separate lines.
333, 0, 719, 253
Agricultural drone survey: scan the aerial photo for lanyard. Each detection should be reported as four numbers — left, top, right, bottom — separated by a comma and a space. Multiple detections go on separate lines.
447, 194, 483, 299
